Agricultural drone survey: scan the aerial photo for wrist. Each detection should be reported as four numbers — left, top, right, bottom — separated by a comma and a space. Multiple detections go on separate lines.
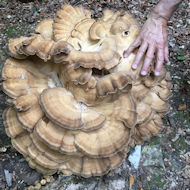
150, 10, 168, 23
150, 0, 182, 22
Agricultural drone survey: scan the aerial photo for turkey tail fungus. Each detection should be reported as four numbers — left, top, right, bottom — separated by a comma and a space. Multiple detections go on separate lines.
2, 4, 172, 177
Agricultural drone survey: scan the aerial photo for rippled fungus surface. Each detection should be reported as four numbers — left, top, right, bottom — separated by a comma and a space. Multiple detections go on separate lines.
2, 5, 172, 177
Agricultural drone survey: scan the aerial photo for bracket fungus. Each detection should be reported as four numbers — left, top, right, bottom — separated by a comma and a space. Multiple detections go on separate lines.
2, 5, 172, 177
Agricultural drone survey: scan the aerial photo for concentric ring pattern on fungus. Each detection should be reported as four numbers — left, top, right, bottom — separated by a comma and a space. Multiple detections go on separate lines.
2, 4, 172, 177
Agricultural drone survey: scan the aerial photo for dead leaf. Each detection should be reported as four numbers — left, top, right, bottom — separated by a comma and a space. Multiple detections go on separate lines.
183, 165, 190, 178
138, 186, 144, 190
129, 174, 134, 188
178, 104, 186, 110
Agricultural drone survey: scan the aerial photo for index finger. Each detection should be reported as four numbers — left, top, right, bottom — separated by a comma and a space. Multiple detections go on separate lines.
123, 37, 141, 58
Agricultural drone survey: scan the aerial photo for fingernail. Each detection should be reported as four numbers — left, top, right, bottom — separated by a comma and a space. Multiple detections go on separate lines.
155, 71, 160, 76
141, 70, 147, 76
132, 64, 137, 69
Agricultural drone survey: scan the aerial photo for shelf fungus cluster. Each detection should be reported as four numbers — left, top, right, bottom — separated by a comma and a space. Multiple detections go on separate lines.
2, 5, 172, 177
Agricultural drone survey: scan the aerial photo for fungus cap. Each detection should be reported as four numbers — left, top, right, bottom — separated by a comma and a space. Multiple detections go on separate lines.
2, 4, 172, 178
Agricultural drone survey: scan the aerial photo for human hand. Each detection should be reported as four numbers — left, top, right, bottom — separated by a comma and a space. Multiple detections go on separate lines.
123, 15, 169, 76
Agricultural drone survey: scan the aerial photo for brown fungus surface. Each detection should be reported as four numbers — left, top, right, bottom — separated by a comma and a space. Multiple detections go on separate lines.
2, 4, 172, 177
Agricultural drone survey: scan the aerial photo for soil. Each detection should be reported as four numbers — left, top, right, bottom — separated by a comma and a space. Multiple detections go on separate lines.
0, 0, 189, 189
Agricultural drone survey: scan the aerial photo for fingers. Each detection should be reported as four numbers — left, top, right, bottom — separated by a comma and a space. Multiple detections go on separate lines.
123, 36, 141, 58
132, 41, 148, 71
155, 47, 164, 76
123, 32, 169, 76
141, 43, 156, 75
164, 43, 169, 62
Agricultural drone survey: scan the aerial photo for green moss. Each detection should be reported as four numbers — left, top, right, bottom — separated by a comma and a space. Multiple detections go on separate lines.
184, 111, 190, 126
147, 175, 166, 189
174, 110, 190, 128
3, 24, 31, 38
0, 51, 6, 57
150, 136, 160, 145
0, 49, 8, 62
178, 3, 185, 8
184, 118, 190, 126
4, 25, 19, 37
129, 146, 135, 152
172, 137, 188, 152
177, 49, 183, 55
174, 111, 184, 121
177, 56, 186, 61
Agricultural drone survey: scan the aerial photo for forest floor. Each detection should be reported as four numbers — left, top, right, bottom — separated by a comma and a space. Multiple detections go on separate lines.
0, 0, 189, 189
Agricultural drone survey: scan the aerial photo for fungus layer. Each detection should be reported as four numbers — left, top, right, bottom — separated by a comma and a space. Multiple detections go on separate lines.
2, 4, 172, 177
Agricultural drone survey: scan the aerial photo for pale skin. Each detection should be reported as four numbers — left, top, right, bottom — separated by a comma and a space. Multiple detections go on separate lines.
123, 0, 182, 76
